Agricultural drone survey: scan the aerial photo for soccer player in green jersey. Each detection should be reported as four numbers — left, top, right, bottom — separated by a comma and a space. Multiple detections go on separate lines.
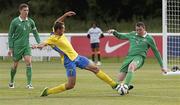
108, 22, 167, 95
8, 3, 41, 89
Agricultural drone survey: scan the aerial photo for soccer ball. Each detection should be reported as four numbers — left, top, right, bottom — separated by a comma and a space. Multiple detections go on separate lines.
116, 84, 129, 95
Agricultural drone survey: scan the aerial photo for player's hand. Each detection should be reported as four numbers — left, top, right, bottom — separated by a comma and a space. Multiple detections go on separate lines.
31, 45, 37, 49
65, 11, 76, 17
8, 49, 13, 56
107, 29, 116, 34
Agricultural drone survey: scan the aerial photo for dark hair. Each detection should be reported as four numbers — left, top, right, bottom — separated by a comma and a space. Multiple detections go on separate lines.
136, 22, 145, 28
91, 21, 98, 27
19, 3, 29, 10
53, 22, 64, 31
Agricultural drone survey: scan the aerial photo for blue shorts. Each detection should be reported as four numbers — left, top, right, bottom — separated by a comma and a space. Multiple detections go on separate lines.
64, 55, 89, 77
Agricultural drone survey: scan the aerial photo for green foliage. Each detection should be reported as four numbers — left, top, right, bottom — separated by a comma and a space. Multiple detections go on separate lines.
0, 0, 162, 32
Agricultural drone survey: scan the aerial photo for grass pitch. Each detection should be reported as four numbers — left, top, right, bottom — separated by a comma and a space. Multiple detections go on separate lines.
0, 58, 180, 105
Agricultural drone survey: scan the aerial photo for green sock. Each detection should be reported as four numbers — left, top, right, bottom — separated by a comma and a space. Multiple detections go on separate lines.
124, 71, 133, 85
26, 67, 32, 85
10, 68, 17, 83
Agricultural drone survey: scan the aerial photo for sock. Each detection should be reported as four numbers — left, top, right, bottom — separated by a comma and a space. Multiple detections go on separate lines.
96, 69, 117, 88
124, 71, 133, 85
97, 53, 101, 62
26, 66, 32, 85
92, 53, 95, 62
48, 83, 66, 94
10, 68, 17, 83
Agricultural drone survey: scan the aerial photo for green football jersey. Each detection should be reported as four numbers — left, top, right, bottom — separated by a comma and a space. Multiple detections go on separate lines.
113, 31, 163, 67
8, 16, 40, 48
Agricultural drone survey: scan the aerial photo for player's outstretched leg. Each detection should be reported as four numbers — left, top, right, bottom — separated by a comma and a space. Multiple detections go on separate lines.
40, 83, 66, 97
96, 69, 118, 88
85, 62, 118, 89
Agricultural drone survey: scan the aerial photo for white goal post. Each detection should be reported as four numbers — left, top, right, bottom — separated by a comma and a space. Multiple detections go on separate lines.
163, 0, 180, 70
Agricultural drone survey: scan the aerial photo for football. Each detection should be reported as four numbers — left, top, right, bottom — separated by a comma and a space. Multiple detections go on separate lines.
116, 84, 129, 95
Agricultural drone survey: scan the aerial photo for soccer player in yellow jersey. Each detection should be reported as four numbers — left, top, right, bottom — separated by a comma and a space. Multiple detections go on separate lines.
32, 11, 119, 96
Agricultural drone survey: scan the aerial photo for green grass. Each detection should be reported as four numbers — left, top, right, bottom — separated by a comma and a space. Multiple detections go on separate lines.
0, 58, 180, 105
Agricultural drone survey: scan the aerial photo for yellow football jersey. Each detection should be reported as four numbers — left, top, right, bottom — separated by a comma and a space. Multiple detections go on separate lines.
44, 34, 78, 62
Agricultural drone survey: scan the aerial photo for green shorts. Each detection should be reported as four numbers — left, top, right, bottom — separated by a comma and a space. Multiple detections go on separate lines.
120, 55, 145, 73
13, 46, 31, 61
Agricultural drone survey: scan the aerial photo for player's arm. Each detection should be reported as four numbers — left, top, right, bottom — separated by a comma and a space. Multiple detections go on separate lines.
87, 29, 91, 38
148, 37, 167, 73
55, 11, 76, 23
32, 42, 47, 49
107, 29, 129, 39
8, 20, 15, 56
99, 29, 104, 38
100, 33, 104, 38
87, 34, 90, 38
32, 36, 53, 49
31, 19, 41, 44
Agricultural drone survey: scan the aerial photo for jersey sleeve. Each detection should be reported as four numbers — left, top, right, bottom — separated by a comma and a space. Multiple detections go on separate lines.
87, 28, 91, 35
8, 20, 15, 49
113, 31, 131, 39
148, 36, 163, 68
99, 28, 103, 34
30, 19, 41, 44
43, 36, 54, 45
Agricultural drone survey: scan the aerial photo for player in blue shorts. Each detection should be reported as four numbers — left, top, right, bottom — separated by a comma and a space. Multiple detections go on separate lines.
32, 11, 119, 96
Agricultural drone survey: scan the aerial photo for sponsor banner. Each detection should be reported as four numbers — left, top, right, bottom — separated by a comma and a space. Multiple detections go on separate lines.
0, 36, 9, 56
0, 33, 162, 57
71, 36, 162, 57
0, 34, 71, 57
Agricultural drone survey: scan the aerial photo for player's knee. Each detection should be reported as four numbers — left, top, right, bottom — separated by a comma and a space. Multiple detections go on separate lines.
128, 63, 136, 72
91, 66, 99, 73
13, 62, 18, 68
12, 65, 18, 70
97, 51, 100, 54
66, 84, 75, 90
12, 66, 17, 70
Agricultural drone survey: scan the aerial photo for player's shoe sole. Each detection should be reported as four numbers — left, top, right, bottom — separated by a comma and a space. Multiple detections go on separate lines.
128, 85, 134, 91
125, 85, 134, 95
40, 87, 49, 97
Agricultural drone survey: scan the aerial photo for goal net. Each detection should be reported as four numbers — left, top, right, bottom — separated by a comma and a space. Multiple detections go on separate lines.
163, 0, 180, 70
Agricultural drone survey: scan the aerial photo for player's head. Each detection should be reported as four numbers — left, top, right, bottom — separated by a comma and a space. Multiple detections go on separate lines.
19, 3, 29, 18
91, 22, 97, 28
53, 22, 65, 35
135, 22, 146, 36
